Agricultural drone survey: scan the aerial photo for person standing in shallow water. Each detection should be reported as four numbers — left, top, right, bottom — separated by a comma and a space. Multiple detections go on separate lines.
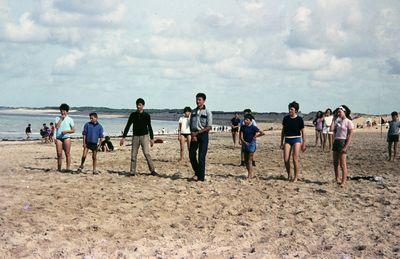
25, 124, 32, 139
120, 98, 156, 176
280, 101, 306, 182
55, 103, 75, 172
189, 93, 212, 182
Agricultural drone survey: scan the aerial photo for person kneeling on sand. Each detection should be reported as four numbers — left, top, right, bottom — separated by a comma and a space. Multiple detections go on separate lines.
100, 136, 114, 152
78, 113, 104, 174
330, 105, 353, 186
240, 114, 265, 179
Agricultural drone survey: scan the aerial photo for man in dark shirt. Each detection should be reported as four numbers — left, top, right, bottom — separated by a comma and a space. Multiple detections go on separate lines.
120, 98, 156, 176
231, 113, 241, 148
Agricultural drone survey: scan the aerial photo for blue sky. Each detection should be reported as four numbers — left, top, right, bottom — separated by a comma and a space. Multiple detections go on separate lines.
0, 0, 399, 113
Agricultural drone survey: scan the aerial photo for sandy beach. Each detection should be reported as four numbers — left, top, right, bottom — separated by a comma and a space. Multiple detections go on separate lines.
0, 127, 399, 258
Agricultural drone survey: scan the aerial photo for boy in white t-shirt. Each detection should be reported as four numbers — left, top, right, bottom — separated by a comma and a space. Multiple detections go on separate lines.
178, 107, 192, 162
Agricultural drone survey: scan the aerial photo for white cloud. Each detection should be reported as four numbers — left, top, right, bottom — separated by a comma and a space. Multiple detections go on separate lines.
4, 12, 48, 42
312, 56, 352, 81
55, 49, 84, 68
286, 49, 329, 70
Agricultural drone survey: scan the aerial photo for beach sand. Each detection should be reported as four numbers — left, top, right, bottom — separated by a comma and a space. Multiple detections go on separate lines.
0, 128, 399, 257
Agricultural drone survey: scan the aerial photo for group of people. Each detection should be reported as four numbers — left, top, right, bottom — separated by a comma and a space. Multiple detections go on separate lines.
313, 109, 334, 151
25, 123, 56, 143
50, 94, 398, 184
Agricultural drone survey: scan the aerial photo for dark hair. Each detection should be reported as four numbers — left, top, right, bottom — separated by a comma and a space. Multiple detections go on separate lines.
325, 108, 332, 115
316, 111, 323, 118
196, 93, 206, 100
243, 109, 252, 114
244, 114, 254, 121
183, 107, 192, 113
339, 105, 352, 120
59, 103, 70, 112
50, 122, 53, 125
89, 112, 98, 118
43, 123, 46, 126
288, 101, 299, 112
391, 111, 398, 117
28, 124, 31, 126
105, 136, 110, 141
136, 98, 145, 105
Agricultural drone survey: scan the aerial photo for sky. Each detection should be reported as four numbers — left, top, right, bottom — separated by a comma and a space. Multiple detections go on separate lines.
0, 0, 399, 114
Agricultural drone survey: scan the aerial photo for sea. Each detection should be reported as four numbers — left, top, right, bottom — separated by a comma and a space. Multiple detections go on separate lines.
0, 112, 179, 141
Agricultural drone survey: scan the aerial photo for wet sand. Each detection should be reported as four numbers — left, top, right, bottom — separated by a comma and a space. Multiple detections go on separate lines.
0, 128, 399, 257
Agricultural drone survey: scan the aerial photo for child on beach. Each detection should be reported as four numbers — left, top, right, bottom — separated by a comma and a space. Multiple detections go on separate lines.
240, 114, 265, 179
25, 124, 32, 139
101, 136, 114, 152
313, 111, 324, 147
178, 107, 192, 162
78, 113, 104, 174
280, 101, 306, 182
387, 111, 400, 161
240, 109, 257, 166
120, 98, 157, 176
231, 113, 241, 148
49, 122, 55, 143
40, 123, 50, 143
330, 105, 354, 185
55, 103, 75, 172
322, 108, 333, 151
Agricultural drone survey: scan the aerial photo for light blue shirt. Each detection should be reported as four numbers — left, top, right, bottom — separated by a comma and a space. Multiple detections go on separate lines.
55, 116, 75, 139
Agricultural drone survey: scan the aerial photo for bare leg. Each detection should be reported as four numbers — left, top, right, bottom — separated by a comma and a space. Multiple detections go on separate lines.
328, 134, 333, 150
291, 143, 301, 182
333, 151, 340, 183
179, 135, 185, 161
319, 132, 323, 147
92, 150, 97, 171
80, 147, 89, 168
339, 152, 348, 185
186, 135, 191, 158
283, 143, 292, 180
245, 152, 254, 179
322, 133, 327, 151
55, 139, 63, 171
315, 130, 318, 146
63, 139, 72, 171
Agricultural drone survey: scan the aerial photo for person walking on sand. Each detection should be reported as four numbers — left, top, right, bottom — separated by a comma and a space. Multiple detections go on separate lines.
189, 93, 212, 182
330, 105, 354, 185
178, 106, 192, 162
49, 122, 55, 143
120, 98, 156, 176
280, 101, 306, 182
240, 109, 257, 166
78, 113, 104, 174
55, 103, 75, 172
231, 113, 241, 148
387, 111, 400, 161
25, 124, 32, 139
322, 108, 333, 151
240, 114, 265, 179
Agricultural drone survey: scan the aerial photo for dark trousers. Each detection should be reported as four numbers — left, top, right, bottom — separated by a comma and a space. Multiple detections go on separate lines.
189, 132, 209, 181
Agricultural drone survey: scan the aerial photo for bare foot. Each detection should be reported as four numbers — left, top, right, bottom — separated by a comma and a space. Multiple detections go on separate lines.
291, 177, 298, 182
